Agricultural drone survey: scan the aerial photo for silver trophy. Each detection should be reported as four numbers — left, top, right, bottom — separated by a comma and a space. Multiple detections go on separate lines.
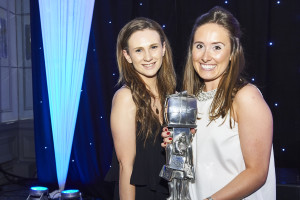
160, 91, 197, 200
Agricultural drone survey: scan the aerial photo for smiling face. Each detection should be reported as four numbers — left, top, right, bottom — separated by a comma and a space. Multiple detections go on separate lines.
123, 29, 165, 82
192, 23, 232, 90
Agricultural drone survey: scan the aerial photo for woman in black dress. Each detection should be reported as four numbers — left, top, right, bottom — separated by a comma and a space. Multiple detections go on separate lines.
105, 17, 176, 199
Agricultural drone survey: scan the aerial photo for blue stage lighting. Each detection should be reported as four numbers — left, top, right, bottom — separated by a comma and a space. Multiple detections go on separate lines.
38, 0, 95, 190
26, 186, 49, 200
61, 189, 82, 199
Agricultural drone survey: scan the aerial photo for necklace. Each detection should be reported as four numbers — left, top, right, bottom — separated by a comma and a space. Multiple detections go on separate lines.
197, 88, 217, 102
153, 97, 160, 115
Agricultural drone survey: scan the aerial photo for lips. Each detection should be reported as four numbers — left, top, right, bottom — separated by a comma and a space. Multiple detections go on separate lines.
142, 62, 156, 68
201, 64, 216, 70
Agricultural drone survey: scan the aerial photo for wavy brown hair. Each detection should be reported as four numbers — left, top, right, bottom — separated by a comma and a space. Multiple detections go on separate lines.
183, 6, 247, 127
116, 17, 176, 142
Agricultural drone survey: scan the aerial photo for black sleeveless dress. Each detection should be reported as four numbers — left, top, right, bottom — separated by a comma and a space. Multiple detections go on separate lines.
105, 125, 169, 200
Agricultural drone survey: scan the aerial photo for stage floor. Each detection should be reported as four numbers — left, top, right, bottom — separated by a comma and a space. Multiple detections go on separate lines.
0, 183, 103, 200
0, 168, 299, 200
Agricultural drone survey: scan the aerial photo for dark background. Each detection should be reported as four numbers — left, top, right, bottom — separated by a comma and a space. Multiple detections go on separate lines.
30, 0, 300, 198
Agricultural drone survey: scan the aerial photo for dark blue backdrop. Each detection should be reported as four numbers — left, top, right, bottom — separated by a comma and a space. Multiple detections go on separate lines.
30, 0, 300, 198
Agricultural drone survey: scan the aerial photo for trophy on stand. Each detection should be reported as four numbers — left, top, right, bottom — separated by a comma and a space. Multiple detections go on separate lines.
159, 91, 197, 200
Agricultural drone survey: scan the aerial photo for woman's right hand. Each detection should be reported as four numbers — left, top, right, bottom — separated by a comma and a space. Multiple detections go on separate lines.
161, 127, 172, 148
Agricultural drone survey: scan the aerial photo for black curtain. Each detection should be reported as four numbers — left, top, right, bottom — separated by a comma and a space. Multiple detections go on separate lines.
31, 0, 300, 198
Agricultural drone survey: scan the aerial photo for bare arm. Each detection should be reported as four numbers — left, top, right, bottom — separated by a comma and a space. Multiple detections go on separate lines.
111, 88, 136, 200
208, 85, 273, 200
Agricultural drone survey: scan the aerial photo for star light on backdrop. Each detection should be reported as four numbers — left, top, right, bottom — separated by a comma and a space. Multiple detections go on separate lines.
222, 0, 286, 154
38, 0, 95, 191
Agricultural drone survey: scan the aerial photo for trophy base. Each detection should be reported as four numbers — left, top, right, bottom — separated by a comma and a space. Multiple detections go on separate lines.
166, 178, 191, 200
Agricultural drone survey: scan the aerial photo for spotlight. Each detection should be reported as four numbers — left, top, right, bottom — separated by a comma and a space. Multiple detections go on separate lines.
61, 189, 82, 200
26, 186, 49, 200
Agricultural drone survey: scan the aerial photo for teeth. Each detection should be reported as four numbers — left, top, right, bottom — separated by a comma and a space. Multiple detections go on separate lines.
201, 64, 216, 70
143, 63, 155, 67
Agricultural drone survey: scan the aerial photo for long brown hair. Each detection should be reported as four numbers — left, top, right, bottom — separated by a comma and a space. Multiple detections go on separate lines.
116, 17, 176, 142
183, 6, 247, 127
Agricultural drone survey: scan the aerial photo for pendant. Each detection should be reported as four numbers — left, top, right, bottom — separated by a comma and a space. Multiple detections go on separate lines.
156, 108, 159, 115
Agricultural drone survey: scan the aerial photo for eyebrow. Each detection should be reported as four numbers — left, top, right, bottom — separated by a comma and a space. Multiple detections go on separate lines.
132, 43, 160, 50
193, 41, 226, 46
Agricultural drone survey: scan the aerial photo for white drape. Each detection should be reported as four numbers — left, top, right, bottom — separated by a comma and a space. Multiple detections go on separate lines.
38, 0, 95, 191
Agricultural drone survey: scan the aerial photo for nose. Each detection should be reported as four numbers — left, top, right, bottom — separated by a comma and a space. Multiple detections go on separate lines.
144, 50, 153, 62
201, 49, 212, 62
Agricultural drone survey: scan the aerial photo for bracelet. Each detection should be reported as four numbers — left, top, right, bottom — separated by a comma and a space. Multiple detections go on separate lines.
206, 197, 214, 200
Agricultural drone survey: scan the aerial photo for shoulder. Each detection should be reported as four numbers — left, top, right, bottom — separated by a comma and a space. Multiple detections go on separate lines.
233, 84, 264, 106
111, 87, 136, 122
233, 84, 271, 121
112, 87, 135, 108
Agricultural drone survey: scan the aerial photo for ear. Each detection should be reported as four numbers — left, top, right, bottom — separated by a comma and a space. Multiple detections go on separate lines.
123, 49, 133, 63
162, 42, 166, 56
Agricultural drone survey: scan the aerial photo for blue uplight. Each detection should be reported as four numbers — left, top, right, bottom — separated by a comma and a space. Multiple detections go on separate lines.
62, 189, 79, 194
162, 24, 166, 28
139, 2, 143, 5
281, 148, 285, 152
269, 42, 273, 46
251, 78, 255, 82
277, 1, 280, 4
225, 0, 228, 4
274, 103, 278, 107
61, 189, 81, 199
39, 0, 95, 190
31, 186, 48, 191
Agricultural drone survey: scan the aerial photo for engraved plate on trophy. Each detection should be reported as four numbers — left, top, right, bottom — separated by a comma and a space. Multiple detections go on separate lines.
159, 91, 197, 200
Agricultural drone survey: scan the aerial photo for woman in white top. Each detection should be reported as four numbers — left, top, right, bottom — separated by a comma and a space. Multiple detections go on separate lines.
162, 6, 276, 200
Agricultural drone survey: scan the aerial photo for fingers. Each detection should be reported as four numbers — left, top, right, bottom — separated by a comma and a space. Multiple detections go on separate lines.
161, 142, 167, 148
190, 128, 197, 135
163, 137, 173, 143
161, 138, 172, 148
161, 127, 197, 148
161, 127, 171, 138
161, 127, 172, 148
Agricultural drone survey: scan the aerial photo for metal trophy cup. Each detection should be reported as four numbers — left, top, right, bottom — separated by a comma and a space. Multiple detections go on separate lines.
159, 91, 197, 200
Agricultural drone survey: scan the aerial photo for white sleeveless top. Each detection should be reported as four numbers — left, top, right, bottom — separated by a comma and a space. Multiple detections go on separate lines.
189, 89, 276, 200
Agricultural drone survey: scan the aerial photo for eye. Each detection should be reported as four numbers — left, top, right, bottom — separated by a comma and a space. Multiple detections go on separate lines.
135, 49, 142, 53
196, 43, 203, 49
151, 45, 158, 49
213, 45, 222, 50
